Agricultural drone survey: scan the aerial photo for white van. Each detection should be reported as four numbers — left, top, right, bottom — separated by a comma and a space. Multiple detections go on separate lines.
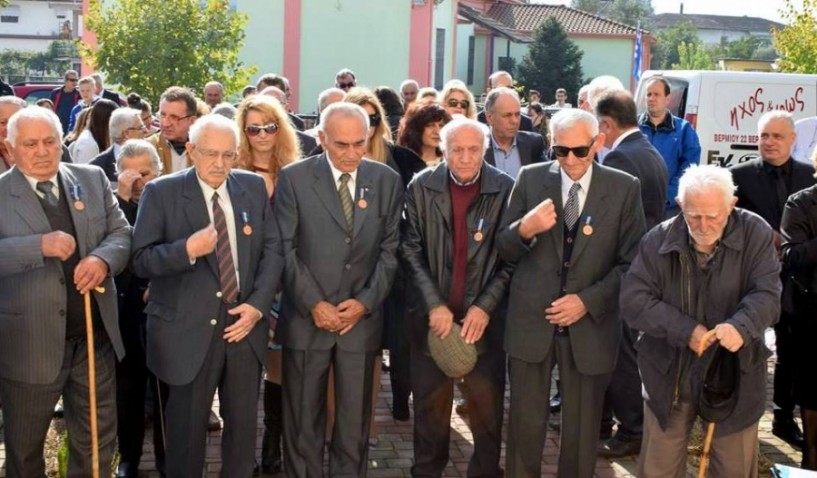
634, 70, 817, 167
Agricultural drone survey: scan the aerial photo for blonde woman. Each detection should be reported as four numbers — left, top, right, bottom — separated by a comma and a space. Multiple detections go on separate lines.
440, 79, 477, 119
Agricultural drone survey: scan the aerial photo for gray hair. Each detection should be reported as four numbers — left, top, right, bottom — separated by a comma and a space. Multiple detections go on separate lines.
204, 81, 224, 93
758, 110, 794, 133
6, 105, 62, 147
440, 117, 488, 155
260, 86, 287, 104
400, 79, 419, 91
587, 75, 625, 110
335, 68, 356, 81
116, 139, 163, 174
677, 164, 736, 206
109, 108, 143, 144
549, 108, 599, 138
211, 102, 237, 120
188, 113, 239, 146
485, 87, 520, 114
319, 102, 369, 134
91, 73, 103, 88
317, 88, 345, 113
488, 70, 512, 88
0, 96, 26, 108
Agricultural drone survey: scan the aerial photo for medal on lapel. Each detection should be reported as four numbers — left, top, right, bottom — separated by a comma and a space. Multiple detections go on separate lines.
241, 211, 252, 236
71, 184, 85, 211
473, 218, 485, 242
582, 216, 593, 236
357, 187, 368, 209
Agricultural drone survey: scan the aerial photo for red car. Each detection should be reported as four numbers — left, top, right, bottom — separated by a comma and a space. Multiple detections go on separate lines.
13, 82, 62, 105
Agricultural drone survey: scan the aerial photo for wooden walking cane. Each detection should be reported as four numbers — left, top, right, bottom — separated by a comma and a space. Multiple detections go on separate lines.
697, 329, 719, 478
84, 286, 106, 478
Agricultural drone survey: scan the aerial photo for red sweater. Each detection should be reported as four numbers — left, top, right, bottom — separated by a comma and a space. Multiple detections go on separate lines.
448, 176, 480, 319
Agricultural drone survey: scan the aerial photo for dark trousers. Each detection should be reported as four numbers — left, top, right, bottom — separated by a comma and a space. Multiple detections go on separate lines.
164, 306, 262, 478
601, 323, 644, 439
507, 334, 611, 478
410, 347, 505, 478
388, 322, 412, 416
0, 335, 117, 478
283, 346, 377, 478
116, 317, 166, 469
774, 314, 797, 417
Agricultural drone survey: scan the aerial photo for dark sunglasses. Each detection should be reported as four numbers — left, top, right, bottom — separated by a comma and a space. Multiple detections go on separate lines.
245, 123, 279, 136
551, 138, 596, 159
446, 98, 470, 110
337, 81, 356, 89
368, 113, 382, 127
66, 78, 78, 82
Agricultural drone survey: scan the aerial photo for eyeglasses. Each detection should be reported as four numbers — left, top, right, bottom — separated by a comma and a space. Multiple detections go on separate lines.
446, 98, 470, 110
66, 78, 78, 83
551, 138, 596, 159
337, 81, 355, 90
127, 125, 147, 132
195, 147, 237, 162
368, 113, 382, 127
159, 112, 195, 124
245, 123, 279, 137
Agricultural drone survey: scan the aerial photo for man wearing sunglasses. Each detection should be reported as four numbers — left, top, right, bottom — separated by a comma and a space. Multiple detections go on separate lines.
498, 109, 646, 478
483, 87, 546, 179
49, 70, 81, 134
335, 68, 357, 92
146, 86, 198, 174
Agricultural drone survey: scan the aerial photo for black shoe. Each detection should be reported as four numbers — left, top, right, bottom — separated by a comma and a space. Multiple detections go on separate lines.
549, 392, 561, 413
597, 434, 642, 458
262, 459, 283, 475
208, 409, 222, 432
548, 420, 560, 432
393, 405, 410, 421
455, 398, 468, 416
115, 462, 138, 478
773, 418, 804, 450
53, 402, 64, 419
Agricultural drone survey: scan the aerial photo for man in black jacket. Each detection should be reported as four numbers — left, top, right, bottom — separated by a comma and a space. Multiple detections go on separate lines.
483, 87, 546, 179
401, 117, 514, 477
731, 110, 816, 449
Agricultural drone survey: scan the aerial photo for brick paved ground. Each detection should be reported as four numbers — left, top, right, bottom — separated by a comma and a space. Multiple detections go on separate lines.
0, 329, 805, 477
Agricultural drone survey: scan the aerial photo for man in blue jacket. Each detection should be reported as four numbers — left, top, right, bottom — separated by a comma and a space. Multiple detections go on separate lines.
639, 77, 702, 219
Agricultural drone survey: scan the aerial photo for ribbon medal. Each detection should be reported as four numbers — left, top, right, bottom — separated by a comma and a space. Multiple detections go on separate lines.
357, 187, 368, 209
473, 218, 485, 242
71, 184, 85, 211
241, 211, 252, 236
582, 216, 593, 236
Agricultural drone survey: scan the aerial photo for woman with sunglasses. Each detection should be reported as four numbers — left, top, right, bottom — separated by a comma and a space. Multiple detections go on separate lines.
398, 102, 452, 168
440, 79, 477, 119
235, 94, 300, 475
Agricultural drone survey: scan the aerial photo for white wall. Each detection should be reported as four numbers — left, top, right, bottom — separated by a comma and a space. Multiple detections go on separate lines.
0, 0, 80, 52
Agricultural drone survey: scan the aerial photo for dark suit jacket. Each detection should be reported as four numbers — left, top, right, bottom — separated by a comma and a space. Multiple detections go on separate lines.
90, 146, 117, 184
130, 168, 283, 385
101, 89, 122, 105
497, 161, 646, 375
275, 154, 403, 352
732, 157, 816, 231
603, 131, 669, 230
484, 130, 547, 174
0, 164, 131, 384
296, 130, 317, 157
289, 112, 305, 131
478, 109, 533, 132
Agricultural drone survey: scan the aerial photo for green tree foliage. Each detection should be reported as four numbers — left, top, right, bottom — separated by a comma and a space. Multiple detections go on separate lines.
80, 0, 256, 106
651, 21, 699, 69
708, 35, 773, 61
773, 0, 817, 73
608, 0, 654, 28
516, 18, 584, 107
571, 0, 604, 16
673, 41, 715, 70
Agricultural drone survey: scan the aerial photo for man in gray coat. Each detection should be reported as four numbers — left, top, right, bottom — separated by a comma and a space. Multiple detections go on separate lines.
275, 102, 403, 477
621, 164, 781, 477
0, 106, 131, 477
497, 109, 646, 478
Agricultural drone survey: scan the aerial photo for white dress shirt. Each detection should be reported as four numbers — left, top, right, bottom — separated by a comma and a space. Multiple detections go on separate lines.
611, 128, 642, 150
197, 175, 240, 289
24, 174, 60, 200
560, 164, 593, 217
326, 154, 357, 198
171, 148, 189, 173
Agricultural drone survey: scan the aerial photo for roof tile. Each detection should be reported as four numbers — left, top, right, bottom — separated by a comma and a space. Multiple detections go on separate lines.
485, 2, 642, 36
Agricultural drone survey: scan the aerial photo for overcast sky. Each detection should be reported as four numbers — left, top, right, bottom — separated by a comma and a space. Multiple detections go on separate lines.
535, 0, 803, 24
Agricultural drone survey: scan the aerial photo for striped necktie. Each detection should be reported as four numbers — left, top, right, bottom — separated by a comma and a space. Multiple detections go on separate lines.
212, 192, 238, 304
338, 173, 354, 231
564, 182, 581, 231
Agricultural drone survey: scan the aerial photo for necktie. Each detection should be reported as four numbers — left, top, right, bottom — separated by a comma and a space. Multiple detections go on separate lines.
564, 182, 581, 231
338, 173, 354, 231
773, 168, 788, 218
212, 192, 238, 304
36, 181, 59, 207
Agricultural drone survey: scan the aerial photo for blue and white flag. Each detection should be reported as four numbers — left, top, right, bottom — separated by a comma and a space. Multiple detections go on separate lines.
633, 22, 643, 82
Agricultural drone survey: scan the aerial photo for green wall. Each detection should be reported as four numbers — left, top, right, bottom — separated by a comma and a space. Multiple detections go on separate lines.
237, 0, 285, 87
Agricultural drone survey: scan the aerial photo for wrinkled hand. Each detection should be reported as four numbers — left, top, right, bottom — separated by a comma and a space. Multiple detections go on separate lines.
186, 224, 217, 260
311, 301, 341, 332
74, 255, 109, 295
460, 306, 489, 344
117, 169, 142, 202
224, 303, 263, 343
714, 323, 744, 352
519, 198, 557, 240
337, 299, 367, 335
428, 305, 454, 339
545, 294, 587, 327
688, 324, 717, 355
41, 231, 76, 261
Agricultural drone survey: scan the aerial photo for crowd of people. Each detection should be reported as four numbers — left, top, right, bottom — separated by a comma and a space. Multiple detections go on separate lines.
0, 65, 814, 478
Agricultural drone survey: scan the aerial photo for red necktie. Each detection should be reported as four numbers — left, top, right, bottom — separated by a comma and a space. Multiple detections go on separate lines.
212, 192, 238, 304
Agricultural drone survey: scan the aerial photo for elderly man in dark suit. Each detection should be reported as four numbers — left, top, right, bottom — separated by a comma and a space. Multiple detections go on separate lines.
90, 107, 148, 185
0, 106, 131, 477
498, 108, 646, 478
594, 90, 669, 457
131, 114, 284, 478
731, 110, 815, 449
483, 87, 547, 179
275, 102, 403, 477
401, 117, 514, 477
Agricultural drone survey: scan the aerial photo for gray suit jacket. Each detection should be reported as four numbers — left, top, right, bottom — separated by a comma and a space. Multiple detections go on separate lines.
0, 164, 131, 384
130, 168, 283, 386
275, 154, 403, 352
484, 130, 547, 174
497, 161, 646, 375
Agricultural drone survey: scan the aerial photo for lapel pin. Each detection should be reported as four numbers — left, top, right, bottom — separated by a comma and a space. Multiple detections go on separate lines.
473, 218, 485, 242
241, 211, 252, 236
357, 187, 368, 209
71, 184, 85, 211
582, 216, 593, 236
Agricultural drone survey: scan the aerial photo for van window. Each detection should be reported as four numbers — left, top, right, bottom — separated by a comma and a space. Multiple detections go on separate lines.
635, 77, 690, 118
